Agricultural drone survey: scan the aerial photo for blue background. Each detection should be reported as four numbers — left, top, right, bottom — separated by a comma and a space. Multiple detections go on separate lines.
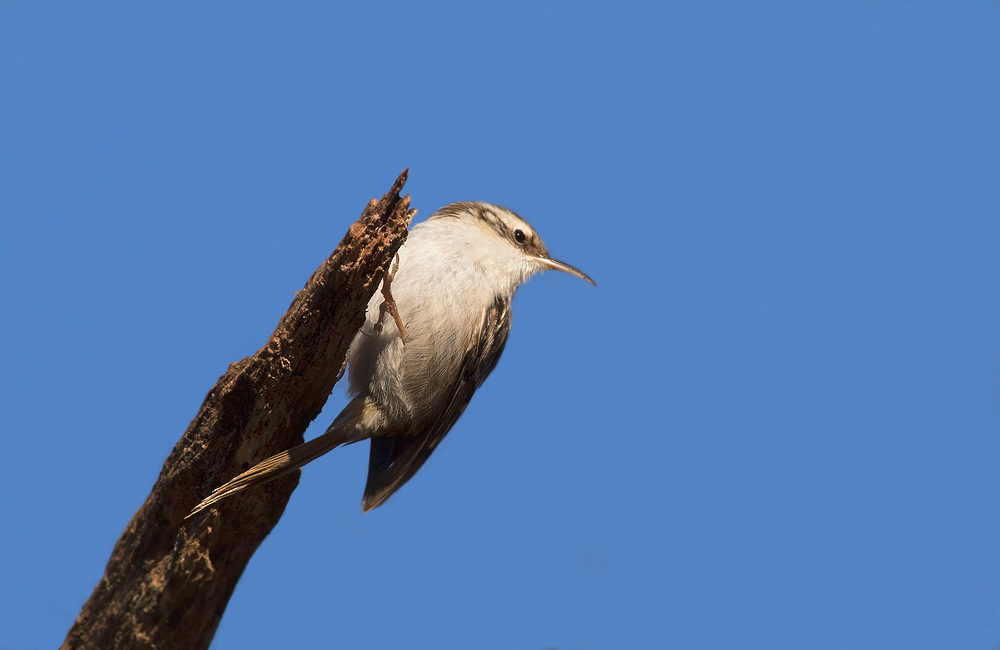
2, 2, 1000, 649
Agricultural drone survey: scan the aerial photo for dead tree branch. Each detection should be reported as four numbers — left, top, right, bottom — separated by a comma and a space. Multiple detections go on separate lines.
61, 170, 415, 650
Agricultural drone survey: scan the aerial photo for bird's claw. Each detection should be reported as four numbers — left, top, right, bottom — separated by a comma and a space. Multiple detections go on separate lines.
373, 253, 408, 343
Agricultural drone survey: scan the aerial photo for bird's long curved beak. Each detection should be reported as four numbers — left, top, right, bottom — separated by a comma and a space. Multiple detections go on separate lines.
537, 256, 596, 286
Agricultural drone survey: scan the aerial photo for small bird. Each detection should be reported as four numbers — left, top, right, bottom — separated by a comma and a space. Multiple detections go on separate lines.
188, 201, 594, 517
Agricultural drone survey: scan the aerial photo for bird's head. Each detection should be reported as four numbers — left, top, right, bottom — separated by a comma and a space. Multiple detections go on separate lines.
430, 202, 595, 290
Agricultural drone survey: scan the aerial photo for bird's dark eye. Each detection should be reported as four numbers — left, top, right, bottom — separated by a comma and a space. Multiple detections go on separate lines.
513, 229, 526, 244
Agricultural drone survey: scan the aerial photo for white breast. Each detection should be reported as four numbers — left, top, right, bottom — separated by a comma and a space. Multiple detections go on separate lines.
346, 217, 515, 424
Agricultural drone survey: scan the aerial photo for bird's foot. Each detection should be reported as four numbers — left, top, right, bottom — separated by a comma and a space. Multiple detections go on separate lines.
373, 253, 408, 343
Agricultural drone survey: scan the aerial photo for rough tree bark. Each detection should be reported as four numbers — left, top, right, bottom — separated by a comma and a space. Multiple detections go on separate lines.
61, 171, 416, 650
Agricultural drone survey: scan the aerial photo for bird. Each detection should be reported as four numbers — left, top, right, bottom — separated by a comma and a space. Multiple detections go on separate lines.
188, 201, 594, 517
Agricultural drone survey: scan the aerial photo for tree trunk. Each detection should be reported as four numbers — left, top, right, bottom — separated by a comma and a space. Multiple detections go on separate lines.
61, 171, 415, 650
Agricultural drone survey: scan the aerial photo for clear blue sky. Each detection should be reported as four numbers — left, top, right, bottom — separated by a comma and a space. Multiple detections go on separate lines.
2, 2, 999, 649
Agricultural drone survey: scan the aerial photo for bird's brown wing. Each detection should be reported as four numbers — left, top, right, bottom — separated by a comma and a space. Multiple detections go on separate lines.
362, 294, 512, 511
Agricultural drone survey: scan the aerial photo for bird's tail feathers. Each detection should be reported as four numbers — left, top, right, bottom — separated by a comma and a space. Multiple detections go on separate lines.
186, 396, 371, 519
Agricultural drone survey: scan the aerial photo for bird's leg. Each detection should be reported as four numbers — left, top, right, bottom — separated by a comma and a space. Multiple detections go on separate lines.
372, 253, 408, 343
